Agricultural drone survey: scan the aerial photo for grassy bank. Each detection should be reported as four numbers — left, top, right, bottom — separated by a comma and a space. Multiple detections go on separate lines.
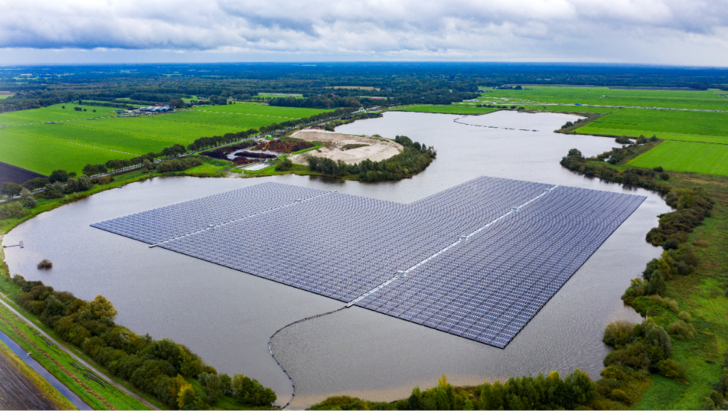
0, 334, 78, 410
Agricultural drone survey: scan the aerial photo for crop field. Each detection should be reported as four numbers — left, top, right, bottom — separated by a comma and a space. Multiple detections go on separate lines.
575, 109, 728, 144
628, 141, 728, 176
0, 103, 334, 176
393, 105, 499, 115
478, 86, 728, 110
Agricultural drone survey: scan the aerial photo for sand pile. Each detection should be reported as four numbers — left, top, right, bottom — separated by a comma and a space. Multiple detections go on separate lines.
288, 129, 402, 165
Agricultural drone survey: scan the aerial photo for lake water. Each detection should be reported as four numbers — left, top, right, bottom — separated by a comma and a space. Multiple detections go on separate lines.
3, 111, 669, 407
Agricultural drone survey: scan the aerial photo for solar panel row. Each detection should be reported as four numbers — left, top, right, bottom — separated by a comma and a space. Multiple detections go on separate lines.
91, 176, 645, 348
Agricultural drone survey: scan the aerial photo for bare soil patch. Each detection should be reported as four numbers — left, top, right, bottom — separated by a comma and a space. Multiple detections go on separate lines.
287, 129, 402, 165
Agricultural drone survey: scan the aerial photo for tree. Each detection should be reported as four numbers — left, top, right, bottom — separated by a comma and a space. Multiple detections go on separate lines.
89, 295, 118, 323
198, 372, 222, 404
24, 196, 37, 208
49, 169, 69, 183
1, 182, 22, 197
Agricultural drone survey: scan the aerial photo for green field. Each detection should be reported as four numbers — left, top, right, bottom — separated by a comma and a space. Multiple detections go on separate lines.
0, 104, 120, 126
0, 95, 12, 100
478, 86, 728, 110
628, 141, 728, 176
0, 103, 333, 176
393, 105, 499, 115
522, 104, 618, 114
575, 109, 728, 144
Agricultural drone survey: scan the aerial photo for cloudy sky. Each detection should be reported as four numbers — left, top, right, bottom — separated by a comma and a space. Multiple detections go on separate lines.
1, 0, 727, 66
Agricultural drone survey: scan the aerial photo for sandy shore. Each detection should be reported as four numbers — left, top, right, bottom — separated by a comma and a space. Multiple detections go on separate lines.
287, 129, 402, 165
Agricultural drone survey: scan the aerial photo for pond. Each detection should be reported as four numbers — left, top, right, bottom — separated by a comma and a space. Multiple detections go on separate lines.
3, 111, 669, 407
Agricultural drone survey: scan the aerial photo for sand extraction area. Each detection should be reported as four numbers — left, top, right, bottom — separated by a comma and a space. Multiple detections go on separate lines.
287, 129, 402, 165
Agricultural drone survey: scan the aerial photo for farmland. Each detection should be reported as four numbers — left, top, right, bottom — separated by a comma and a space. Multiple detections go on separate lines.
575, 109, 728, 144
627, 140, 728, 176
0, 103, 333, 176
478, 86, 728, 111
393, 105, 499, 115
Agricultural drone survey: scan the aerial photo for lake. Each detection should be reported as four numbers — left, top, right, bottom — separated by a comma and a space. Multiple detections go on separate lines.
3, 111, 669, 407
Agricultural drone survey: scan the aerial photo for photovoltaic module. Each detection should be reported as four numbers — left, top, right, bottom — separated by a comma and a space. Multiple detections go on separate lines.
92, 177, 645, 348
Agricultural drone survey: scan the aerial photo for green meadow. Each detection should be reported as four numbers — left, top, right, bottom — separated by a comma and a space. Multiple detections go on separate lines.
479, 86, 728, 110
0, 103, 333, 176
628, 141, 728, 176
393, 105, 499, 115
576, 109, 728, 144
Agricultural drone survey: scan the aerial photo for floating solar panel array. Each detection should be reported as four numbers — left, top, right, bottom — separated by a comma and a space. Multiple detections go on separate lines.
92, 176, 645, 348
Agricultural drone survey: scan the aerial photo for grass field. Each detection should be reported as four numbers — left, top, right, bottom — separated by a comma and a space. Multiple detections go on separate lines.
628, 141, 728, 176
393, 105, 499, 115
479, 86, 728, 110
0, 95, 12, 100
0, 103, 333, 176
522, 105, 618, 114
576, 109, 728, 144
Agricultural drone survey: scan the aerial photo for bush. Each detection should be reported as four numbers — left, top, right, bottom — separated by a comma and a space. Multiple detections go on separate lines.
678, 311, 692, 322
659, 172, 670, 181
653, 166, 664, 172
37, 259, 53, 269
275, 158, 293, 171
658, 359, 688, 383
24, 196, 37, 208
667, 320, 695, 340
615, 136, 631, 144
0, 202, 26, 220
662, 238, 680, 250
603, 321, 635, 348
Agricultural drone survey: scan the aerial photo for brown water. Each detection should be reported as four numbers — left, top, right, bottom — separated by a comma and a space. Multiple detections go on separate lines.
3, 111, 669, 407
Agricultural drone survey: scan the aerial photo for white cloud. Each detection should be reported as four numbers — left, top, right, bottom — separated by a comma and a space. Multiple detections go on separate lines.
0, 0, 726, 65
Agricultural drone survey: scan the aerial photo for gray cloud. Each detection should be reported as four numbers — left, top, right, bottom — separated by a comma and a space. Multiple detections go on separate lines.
0, 0, 726, 65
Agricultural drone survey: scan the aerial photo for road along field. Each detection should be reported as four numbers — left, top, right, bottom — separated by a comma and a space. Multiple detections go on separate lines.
477, 86, 728, 111
627, 140, 728, 176
0, 103, 333, 176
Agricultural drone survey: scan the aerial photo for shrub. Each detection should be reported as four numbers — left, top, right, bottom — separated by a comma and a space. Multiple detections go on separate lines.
662, 238, 680, 250
658, 359, 688, 383
37, 259, 53, 269
24, 196, 37, 208
646, 295, 679, 313
653, 166, 664, 172
275, 158, 293, 171
659, 172, 670, 181
667, 320, 695, 340
603, 321, 635, 348
0, 202, 26, 220
615, 136, 631, 144
678, 311, 692, 322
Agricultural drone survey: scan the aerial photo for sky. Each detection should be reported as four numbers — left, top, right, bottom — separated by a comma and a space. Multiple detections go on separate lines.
1, 0, 727, 66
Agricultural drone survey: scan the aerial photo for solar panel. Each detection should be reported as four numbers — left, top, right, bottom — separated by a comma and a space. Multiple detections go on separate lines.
91, 176, 644, 348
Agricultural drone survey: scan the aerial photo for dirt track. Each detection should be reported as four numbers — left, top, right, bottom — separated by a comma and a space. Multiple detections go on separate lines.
287, 129, 402, 165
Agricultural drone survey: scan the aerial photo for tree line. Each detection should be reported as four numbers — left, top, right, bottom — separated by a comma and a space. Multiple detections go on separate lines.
5, 275, 276, 409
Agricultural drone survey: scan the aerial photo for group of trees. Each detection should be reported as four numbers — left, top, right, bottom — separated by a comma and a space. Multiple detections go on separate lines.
156, 157, 203, 173
307, 135, 436, 182
7, 275, 276, 409
269, 95, 363, 108
560, 148, 672, 194
312, 370, 604, 410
